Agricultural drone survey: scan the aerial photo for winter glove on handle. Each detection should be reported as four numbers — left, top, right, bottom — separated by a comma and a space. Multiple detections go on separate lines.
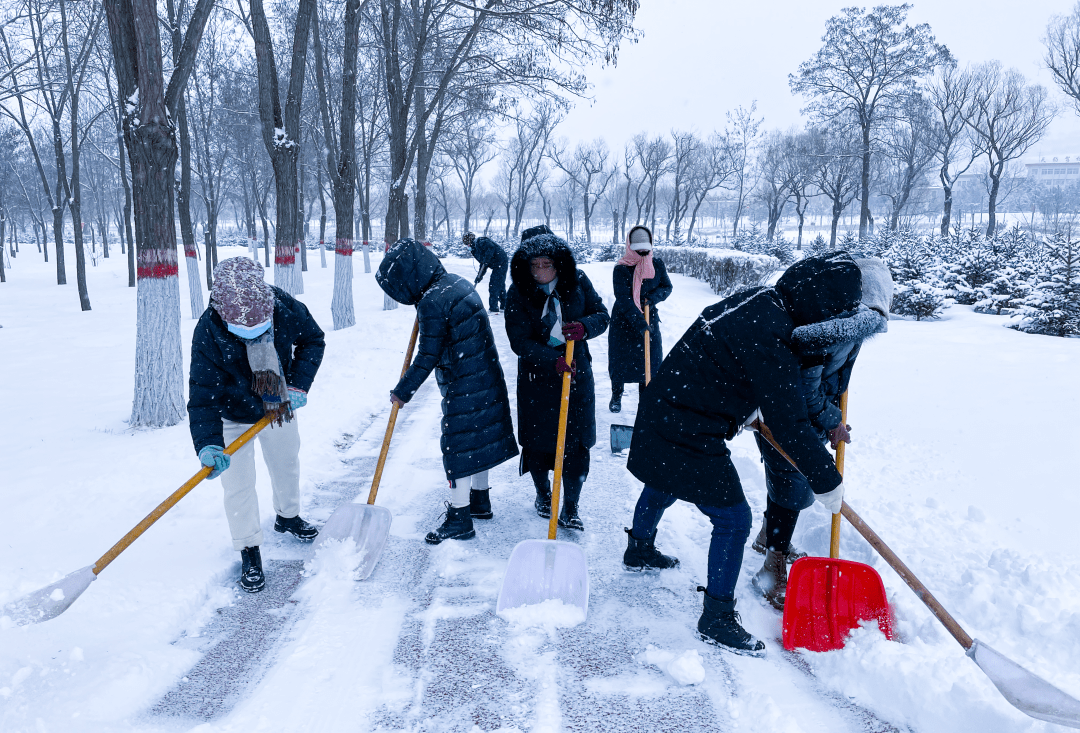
288, 387, 307, 409
828, 423, 851, 450
555, 356, 577, 378
199, 445, 231, 480
815, 482, 845, 515
562, 321, 586, 341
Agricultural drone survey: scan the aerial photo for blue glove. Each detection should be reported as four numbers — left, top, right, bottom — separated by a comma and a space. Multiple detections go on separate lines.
288, 387, 308, 409
199, 445, 230, 479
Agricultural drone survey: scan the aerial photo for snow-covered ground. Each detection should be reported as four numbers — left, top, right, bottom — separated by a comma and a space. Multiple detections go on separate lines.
1, 246, 1078, 732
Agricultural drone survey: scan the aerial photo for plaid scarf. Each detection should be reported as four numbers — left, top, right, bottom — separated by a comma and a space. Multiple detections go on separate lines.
245, 326, 293, 425
540, 278, 564, 347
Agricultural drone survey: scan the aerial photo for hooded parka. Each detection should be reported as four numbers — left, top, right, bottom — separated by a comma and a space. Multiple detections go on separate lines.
627, 254, 862, 508
505, 233, 610, 454
608, 258, 673, 384
377, 238, 518, 480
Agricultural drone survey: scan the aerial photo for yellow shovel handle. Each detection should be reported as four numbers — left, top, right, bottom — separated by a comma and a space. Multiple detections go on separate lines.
830, 391, 848, 559
549, 340, 575, 540
92, 413, 276, 575
368, 318, 420, 505
643, 304, 651, 386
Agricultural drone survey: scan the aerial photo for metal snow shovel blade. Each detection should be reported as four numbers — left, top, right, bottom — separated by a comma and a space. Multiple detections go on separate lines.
610, 304, 650, 453
769, 394, 894, 651
3, 414, 276, 626
497, 340, 589, 619
313, 318, 419, 580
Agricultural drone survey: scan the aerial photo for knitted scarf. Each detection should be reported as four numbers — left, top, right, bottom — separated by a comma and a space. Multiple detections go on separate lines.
616, 241, 655, 313
540, 278, 565, 347
246, 327, 293, 424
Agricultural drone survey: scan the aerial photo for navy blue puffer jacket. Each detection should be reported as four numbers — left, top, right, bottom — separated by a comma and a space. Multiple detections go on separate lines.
188, 287, 325, 454
377, 238, 518, 480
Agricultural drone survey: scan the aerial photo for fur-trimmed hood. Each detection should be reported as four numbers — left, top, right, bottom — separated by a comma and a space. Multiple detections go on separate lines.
792, 304, 887, 353
509, 232, 580, 306
855, 257, 894, 326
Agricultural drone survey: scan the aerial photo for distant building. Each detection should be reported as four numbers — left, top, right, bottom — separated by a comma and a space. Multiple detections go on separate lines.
1025, 156, 1080, 183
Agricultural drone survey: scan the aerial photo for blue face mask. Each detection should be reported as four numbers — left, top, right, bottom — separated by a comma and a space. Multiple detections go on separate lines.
227, 319, 272, 340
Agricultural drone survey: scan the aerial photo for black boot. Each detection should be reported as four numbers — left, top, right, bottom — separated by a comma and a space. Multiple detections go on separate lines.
470, 489, 493, 519
623, 528, 679, 570
697, 588, 766, 657
239, 546, 265, 593
557, 500, 584, 531
609, 386, 623, 413
425, 503, 476, 545
534, 478, 552, 519
275, 514, 319, 542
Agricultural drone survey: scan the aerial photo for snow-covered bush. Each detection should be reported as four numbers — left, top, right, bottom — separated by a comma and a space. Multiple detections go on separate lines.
655, 246, 779, 297
974, 267, 1031, 316
1012, 235, 1080, 337
594, 242, 624, 262
892, 278, 946, 320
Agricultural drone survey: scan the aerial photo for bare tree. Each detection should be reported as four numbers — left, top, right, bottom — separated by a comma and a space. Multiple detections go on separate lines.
755, 130, 798, 241
927, 64, 983, 237
790, 4, 951, 239
878, 93, 937, 231
1045, 3, 1080, 115
966, 62, 1056, 237
550, 137, 612, 243
445, 110, 496, 234
661, 130, 697, 242
725, 103, 761, 238
810, 124, 862, 248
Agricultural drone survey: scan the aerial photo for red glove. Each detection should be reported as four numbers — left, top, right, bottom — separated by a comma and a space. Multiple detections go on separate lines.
555, 356, 577, 377
562, 321, 586, 341
828, 423, 852, 449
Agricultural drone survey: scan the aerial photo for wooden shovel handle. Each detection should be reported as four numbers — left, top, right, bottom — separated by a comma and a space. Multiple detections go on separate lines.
92, 413, 276, 575
643, 304, 651, 386
830, 391, 848, 559
549, 340, 575, 540
755, 419, 975, 651
367, 318, 420, 505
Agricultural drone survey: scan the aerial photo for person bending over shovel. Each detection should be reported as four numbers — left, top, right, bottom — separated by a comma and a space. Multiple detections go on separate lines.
188, 257, 325, 593
749, 254, 893, 612
376, 238, 518, 544
623, 254, 859, 656
464, 231, 509, 314
505, 225, 610, 530
607, 225, 672, 413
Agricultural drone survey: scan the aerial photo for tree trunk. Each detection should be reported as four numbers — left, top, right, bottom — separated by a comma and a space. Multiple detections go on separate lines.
859, 123, 871, 240
177, 94, 204, 318
986, 172, 1001, 238
940, 182, 953, 238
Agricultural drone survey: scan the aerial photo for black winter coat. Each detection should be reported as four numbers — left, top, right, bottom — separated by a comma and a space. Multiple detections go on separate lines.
377, 238, 517, 480
627, 286, 845, 508
608, 259, 673, 384
505, 234, 610, 453
188, 287, 325, 454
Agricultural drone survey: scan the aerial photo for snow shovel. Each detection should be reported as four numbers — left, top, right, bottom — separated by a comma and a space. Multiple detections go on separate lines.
758, 420, 1080, 728
496, 339, 589, 619
777, 394, 894, 652
312, 318, 419, 579
610, 304, 649, 453
3, 414, 276, 626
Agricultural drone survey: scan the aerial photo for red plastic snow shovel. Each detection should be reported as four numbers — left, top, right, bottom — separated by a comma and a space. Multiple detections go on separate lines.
750, 398, 894, 652
610, 304, 649, 453
3, 414, 276, 626
497, 339, 589, 619
313, 318, 419, 579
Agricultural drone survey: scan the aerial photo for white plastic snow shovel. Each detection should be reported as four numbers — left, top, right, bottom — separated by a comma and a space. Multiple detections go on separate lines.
3, 414, 276, 626
756, 422, 1080, 728
610, 304, 650, 453
312, 318, 419, 579
497, 340, 589, 618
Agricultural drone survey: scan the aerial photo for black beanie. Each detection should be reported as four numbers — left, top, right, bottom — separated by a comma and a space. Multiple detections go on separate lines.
775, 252, 862, 327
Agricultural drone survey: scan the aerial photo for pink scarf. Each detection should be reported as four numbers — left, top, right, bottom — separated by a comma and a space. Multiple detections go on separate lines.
616, 241, 655, 313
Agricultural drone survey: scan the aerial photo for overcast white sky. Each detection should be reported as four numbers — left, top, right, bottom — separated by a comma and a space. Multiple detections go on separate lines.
557, 0, 1080, 162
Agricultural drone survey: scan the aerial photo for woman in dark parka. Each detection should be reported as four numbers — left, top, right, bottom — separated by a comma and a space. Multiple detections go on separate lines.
376, 238, 518, 544
608, 225, 673, 412
505, 225, 610, 530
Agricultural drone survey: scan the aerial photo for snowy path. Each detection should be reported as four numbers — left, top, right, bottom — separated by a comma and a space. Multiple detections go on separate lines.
157, 282, 901, 733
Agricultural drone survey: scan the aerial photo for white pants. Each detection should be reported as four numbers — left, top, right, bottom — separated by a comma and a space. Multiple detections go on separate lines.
448, 470, 489, 508
220, 417, 302, 550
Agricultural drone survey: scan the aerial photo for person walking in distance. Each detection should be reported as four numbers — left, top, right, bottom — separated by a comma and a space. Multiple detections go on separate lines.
464, 231, 509, 314
505, 225, 610, 530
188, 257, 325, 593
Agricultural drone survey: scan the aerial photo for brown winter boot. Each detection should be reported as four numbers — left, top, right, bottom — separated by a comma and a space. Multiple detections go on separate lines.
752, 524, 807, 563
751, 549, 788, 611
